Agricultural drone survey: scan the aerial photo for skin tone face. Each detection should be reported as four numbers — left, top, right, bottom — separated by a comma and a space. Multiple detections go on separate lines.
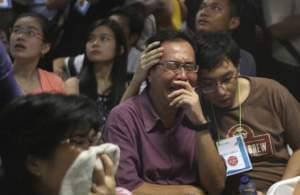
9, 16, 49, 64
148, 40, 197, 109
195, 0, 239, 32
198, 60, 239, 108
30, 129, 97, 195
85, 25, 117, 65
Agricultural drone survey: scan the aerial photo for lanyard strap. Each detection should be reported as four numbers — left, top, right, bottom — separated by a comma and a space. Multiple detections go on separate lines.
213, 77, 242, 143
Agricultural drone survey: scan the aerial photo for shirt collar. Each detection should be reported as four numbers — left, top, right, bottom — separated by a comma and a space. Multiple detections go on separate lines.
139, 90, 185, 133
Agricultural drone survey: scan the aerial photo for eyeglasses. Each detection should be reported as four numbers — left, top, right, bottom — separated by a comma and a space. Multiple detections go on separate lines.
199, 73, 238, 94
158, 61, 199, 73
199, 3, 224, 13
61, 132, 101, 149
11, 27, 42, 39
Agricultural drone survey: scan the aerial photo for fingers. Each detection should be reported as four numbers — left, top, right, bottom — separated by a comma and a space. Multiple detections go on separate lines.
140, 41, 163, 70
144, 41, 160, 53
141, 52, 162, 69
92, 158, 105, 185
171, 80, 194, 91
141, 49, 163, 68
100, 154, 114, 177
168, 88, 191, 99
168, 90, 194, 108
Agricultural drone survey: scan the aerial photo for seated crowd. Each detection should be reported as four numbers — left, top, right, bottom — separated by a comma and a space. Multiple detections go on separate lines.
0, 0, 300, 195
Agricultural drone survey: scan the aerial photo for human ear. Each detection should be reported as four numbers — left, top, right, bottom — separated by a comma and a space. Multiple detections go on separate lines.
41, 43, 51, 56
229, 17, 240, 31
26, 155, 43, 177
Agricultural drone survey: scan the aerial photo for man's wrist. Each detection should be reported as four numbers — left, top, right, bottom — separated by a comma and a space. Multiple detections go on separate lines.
183, 117, 210, 132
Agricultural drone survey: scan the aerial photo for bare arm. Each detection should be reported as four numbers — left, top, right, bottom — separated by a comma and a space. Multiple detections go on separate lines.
269, 15, 300, 39
133, 182, 205, 195
262, 0, 300, 39
282, 149, 300, 179
53, 57, 67, 80
196, 130, 226, 195
168, 81, 226, 194
121, 41, 163, 102
64, 77, 80, 95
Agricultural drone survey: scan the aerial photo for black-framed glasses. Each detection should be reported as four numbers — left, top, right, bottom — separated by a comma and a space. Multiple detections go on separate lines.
159, 60, 199, 73
199, 73, 239, 94
11, 27, 42, 39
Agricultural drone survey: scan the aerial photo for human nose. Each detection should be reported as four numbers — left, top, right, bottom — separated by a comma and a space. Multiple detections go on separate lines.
175, 67, 188, 81
14, 30, 26, 39
91, 38, 100, 46
199, 5, 209, 15
215, 82, 227, 94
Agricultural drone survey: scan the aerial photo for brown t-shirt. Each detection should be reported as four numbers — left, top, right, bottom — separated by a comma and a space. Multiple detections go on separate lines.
210, 76, 300, 194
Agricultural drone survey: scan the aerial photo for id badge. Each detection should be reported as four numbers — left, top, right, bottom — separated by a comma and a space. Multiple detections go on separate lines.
217, 135, 253, 176
0, 0, 12, 9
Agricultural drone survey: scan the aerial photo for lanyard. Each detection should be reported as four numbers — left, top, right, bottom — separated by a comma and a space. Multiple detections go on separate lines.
211, 77, 242, 143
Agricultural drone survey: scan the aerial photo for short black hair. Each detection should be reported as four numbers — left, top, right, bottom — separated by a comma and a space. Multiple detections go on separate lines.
146, 29, 196, 51
0, 93, 99, 195
196, 32, 240, 70
109, 2, 146, 39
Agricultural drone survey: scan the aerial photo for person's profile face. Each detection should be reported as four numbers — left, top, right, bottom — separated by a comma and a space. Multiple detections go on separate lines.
85, 25, 117, 64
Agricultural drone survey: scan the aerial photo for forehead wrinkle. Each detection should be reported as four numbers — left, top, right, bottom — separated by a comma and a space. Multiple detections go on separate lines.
161, 42, 195, 63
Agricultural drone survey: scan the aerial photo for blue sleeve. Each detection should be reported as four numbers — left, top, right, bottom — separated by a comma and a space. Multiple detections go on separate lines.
0, 41, 21, 109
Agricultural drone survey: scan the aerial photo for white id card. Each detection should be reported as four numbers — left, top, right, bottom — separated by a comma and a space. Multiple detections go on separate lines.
0, 0, 12, 9
217, 135, 252, 176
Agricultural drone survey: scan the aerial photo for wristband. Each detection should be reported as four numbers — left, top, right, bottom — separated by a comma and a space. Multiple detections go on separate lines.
183, 118, 210, 132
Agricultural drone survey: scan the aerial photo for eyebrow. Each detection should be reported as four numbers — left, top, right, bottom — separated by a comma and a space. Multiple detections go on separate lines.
201, 72, 235, 81
13, 25, 41, 32
164, 60, 196, 63
91, 32, 114, 37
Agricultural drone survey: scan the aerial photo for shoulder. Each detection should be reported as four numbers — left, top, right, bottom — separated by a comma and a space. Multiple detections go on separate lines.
248, 76, 295, 102
250, 76, 285, 90
109, 95, 142, 119
103, 95, 144, 142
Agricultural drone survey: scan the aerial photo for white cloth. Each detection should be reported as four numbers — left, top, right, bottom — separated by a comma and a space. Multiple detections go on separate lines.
59, 143, 120, 195
266, 176, 300, 195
